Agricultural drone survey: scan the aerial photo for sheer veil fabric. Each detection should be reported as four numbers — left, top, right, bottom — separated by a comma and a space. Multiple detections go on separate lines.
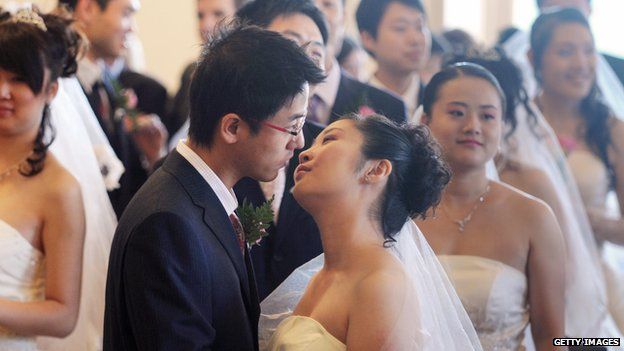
259, 220, 483, 351
506, 99, 624, 337
37, 78, 118, 350
503, 30, 624, 120
504, 31, 624, 336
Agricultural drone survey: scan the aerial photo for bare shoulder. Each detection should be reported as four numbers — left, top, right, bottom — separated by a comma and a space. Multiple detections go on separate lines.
354, 253, 409, 309
610, 118, 624, 157
492, 181, 556, 227
500, 159, 555, 201
610, 117, 624, 141
492, 180, 561, 242
38, 154, 83, 209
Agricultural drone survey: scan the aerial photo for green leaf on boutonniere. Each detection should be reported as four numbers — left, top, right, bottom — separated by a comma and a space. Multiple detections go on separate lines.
237, 196, 274, 248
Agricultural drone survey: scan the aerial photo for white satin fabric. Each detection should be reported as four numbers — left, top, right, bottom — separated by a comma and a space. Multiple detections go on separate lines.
0, 220, 45, 351
35, 78, 117, 351
439, 256, 529, 351
268, 316, 346, 351
259, 220, 483, 351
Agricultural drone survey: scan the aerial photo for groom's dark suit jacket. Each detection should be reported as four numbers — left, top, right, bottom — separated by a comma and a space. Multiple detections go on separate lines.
104, 150, 260, 351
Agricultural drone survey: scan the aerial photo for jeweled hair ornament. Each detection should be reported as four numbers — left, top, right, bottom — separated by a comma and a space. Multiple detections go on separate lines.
12, 7, 47, 32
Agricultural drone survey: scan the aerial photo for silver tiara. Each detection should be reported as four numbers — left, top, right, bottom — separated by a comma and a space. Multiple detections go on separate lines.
12, 8, 47, 32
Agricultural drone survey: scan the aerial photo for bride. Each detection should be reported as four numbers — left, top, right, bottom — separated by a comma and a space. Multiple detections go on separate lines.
261, 114, 482, 350
0, 8, 85, 350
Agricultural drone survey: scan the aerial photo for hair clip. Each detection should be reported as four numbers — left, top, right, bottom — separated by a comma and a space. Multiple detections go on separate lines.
12, 8, 47, 32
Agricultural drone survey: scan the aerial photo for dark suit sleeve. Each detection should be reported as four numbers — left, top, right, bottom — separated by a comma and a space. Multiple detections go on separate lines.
123, 212, 215, 350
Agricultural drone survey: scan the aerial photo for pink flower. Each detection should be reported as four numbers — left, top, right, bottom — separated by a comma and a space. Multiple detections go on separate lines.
358, 105, 376, 117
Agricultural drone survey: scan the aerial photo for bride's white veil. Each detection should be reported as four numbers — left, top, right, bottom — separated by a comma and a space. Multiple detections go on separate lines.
36, 78, 117, 350
258, 220, 483, 351
507, 99, 624, 337
504, 29, 624, 336
502, 30, 624, 120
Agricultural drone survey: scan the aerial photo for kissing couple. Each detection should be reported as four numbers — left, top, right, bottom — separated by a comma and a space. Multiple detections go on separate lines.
103, 23, 482, 351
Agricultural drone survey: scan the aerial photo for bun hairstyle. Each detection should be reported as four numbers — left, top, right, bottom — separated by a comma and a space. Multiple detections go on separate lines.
0, 7, 84, 176
342, 114, 451, 242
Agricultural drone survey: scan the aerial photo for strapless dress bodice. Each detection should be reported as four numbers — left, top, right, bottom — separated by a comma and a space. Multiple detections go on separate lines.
567, 149, 611, 210
268, 315, 346, 351
438, 255, 529, 351
0, 220, 45, 351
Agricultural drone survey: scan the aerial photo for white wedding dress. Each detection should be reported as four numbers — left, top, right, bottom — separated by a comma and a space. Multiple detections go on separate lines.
268, 316, 346, 351
566, 149, 624, 333
439, 256, 529, 351
261, 221, 483, 351
0, 220, 45, 351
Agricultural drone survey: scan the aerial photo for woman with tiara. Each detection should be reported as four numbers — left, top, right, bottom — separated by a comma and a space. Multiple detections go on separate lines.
260, 114, 482, 350
0, 8, 86, 350
417, 63, 566, 351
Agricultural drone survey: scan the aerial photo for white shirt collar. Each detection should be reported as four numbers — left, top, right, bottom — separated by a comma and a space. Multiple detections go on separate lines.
314, 58, 341, 108
176, 140, 239, 215
77, 57, 105, 94
368, 73, 420, 115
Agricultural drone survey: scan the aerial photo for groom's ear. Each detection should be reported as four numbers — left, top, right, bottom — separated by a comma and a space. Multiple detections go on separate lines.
219, 113, 243, 144
363, 159, 392, 184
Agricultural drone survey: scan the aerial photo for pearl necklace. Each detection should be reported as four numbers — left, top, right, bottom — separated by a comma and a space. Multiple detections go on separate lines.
442, 184, 491, 233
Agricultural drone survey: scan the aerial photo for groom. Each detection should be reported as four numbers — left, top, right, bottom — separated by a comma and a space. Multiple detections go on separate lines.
103, 24, 325, 350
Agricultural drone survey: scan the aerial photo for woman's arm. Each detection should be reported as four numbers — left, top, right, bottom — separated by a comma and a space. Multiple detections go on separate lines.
590, 119, 624, 244
526, 200, 567, 351
0, 173, 85, 337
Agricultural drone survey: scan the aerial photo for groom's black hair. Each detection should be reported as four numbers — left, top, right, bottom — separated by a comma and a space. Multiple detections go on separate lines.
188, 23, 325, 147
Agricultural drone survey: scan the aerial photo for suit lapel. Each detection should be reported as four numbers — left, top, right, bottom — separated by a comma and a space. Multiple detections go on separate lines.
329, 73, 355, 124
163, 151, 254, 308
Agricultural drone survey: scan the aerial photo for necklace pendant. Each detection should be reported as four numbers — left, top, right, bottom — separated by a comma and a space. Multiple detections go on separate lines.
456, 220, 466, 233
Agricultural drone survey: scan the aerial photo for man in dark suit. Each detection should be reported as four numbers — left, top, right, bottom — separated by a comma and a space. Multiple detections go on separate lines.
103, 24, 325, 350
312, 0, 409, 124
356, 0, 430, 119
61, 0, 168, 217
235, 0, 405, 300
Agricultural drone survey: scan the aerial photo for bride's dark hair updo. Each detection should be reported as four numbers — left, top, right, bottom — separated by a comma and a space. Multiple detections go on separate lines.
342, 114, 451, 243
0, 8, 84, 176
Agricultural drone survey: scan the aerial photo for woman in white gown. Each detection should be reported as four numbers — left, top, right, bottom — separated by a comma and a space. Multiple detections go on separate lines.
262, 114, 483, 350
528, 8, 624, 333
446, 50, 624, 339
0, 9, 86, 350
416, 63, 566, 351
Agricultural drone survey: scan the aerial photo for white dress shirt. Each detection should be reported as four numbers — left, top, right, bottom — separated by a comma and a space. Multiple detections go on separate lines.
369, 73, 421, 120
176, 140, 238, 216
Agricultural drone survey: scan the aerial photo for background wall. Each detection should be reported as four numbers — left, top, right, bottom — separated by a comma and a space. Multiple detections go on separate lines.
3, 0, 624, 94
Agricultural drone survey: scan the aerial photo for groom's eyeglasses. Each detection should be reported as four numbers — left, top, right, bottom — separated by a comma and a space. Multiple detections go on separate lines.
262, 118, 306, 137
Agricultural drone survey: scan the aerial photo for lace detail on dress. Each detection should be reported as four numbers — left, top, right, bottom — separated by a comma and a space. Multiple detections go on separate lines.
439, 255, 529, 351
